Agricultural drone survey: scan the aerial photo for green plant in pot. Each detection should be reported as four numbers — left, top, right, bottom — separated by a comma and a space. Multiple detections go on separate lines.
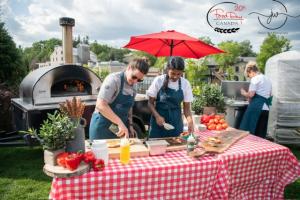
192, 83, 225, 115
26, 111, 76, 165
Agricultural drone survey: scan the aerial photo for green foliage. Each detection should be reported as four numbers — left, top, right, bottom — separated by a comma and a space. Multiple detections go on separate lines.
192, 84, 225, 114
27, 111, 76, 150
22, 38, 61, 70
91, 67, 110, 81
90, 42, 130, 62
0, 22, 26, 86
131, 51, 157, 66
198, 36, 214, 45
239, 40, 257, 57
153, 57, 167, 71
185, 59, 209, 86
257, 33, 291, 73
214, 40, 241, 69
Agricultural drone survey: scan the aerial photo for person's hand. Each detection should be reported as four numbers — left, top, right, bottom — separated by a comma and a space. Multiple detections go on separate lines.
129, 125, 137, 138
240, 88, 247, 96
155, 115, 165, 126
117, 122, 128, 138
188, 121, 194, 133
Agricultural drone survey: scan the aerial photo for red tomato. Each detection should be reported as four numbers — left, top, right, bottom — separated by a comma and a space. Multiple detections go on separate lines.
208, 119, 215, 124
208, 124, 216, 130
219, 119, 226, 124
214, 119, 219, 124
201, 114, 210, 123
222, 123, 228, 129
56, 152, 69, 167
214, 115, 221, 120
216, 124, 223, 131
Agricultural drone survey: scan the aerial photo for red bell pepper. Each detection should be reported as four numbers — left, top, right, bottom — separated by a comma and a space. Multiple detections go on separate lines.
83, 151, 96, 164
92, 159, 105, 171
56, 152, 69, 167
65, 153, 81, 171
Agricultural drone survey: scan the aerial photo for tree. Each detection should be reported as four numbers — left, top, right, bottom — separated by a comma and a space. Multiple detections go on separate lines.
257, 33, 291, 72
239, 40, 256, 57
0, 22, 26, 86
198, 36, 214, 46
131, 51, 157, 66
22, 38, 61, 70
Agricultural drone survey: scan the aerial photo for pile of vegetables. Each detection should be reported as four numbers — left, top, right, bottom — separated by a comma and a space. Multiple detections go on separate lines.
56, 151, 105, 171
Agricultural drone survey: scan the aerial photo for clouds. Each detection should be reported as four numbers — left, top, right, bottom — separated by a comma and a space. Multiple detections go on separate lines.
2, 0, 300, 51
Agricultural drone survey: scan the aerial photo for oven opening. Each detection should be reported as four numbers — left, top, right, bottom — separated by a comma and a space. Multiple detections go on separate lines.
51, 79, 92, 97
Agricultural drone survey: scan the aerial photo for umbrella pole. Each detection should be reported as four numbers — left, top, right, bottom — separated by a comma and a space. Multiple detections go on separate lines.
170, 40, 174, 56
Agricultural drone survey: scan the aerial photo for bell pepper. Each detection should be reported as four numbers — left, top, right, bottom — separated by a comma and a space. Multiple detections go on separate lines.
65, 153, 81, 171
83, 151, 96, 164
92, 159, 105, 171
56, 152, 69, 167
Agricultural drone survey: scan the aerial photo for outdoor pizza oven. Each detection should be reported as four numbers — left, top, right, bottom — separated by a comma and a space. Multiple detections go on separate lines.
11, 64, 101, 134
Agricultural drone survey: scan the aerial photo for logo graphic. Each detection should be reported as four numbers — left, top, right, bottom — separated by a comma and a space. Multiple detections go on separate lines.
249, 0, 300, 30
206, 2, 246, 34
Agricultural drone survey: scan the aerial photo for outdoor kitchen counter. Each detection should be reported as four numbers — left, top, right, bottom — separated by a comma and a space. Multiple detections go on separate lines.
49, 131, 300, 200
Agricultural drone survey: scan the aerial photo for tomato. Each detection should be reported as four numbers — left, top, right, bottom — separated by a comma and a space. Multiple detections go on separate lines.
214, 115, 221, 120
208, 124, 216, 130
208, 119, 215, 124
65, 153, 81, 171
222, 123, 228, 129
84, 151, 96, 164
214, 119, 219, 124
56, 152, 69, 167
219, 119, 225, 124
93, 159, 105, 171
216, 124, 223, 131
201, 114, 210, 123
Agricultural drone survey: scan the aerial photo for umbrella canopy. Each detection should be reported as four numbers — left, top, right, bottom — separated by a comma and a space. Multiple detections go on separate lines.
123, 30, 224, 59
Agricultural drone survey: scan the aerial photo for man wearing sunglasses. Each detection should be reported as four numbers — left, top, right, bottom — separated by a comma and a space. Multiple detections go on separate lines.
89, 58, 149, 140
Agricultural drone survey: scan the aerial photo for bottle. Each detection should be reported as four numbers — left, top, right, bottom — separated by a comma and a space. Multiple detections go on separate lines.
91, 140, 109, 166
120, 137, 130, 165
187, 133, 196, 153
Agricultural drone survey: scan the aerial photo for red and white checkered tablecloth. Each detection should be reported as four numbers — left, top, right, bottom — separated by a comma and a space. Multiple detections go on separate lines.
50, 131, 300, 200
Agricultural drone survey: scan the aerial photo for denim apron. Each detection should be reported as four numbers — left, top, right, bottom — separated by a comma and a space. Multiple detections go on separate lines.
89, 72, 134, 140
149, 78, 184, 138
239, 94, 269, 134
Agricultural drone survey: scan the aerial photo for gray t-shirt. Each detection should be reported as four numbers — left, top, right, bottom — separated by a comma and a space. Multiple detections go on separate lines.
97, 71, 136, 103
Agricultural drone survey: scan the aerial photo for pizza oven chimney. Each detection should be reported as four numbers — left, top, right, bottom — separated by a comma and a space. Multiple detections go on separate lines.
59, 17, 75, 64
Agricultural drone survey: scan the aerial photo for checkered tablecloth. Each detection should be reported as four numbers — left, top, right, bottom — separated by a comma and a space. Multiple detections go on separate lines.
50, 131, 300, 200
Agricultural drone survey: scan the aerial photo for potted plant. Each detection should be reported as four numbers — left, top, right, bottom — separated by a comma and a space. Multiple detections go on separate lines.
26, 111, 76, 165
192, 83, 225, 115
60, 97, 86, 153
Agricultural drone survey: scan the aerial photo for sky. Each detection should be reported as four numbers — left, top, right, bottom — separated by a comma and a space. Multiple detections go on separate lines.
1, 0, 300, 53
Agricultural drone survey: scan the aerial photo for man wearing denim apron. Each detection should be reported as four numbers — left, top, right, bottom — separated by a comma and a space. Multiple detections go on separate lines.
239, 61, 272, 138
89, 58, 149, 140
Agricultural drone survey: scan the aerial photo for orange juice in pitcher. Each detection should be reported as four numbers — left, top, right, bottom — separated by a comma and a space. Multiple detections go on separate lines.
120, 137, 130, 164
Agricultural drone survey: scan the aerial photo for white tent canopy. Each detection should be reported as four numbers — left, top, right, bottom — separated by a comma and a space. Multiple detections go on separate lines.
265, 50, 300, 144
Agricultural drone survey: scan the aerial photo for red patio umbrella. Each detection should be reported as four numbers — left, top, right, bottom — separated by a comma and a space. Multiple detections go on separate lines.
123, 30, 224, 59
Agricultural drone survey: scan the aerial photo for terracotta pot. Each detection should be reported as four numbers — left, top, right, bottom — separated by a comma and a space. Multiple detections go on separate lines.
203, 107, 217, 115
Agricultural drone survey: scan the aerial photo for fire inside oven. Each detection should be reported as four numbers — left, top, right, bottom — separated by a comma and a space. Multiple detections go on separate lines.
51, 79, 91, 97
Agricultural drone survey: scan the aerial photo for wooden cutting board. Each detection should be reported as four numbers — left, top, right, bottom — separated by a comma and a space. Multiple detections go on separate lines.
201, 129, 249, 153
43, 163, 90, 178
106, 138, 149, 159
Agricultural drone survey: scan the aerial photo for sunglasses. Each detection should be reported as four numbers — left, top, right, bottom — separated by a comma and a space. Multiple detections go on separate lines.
131, 75, 143, 82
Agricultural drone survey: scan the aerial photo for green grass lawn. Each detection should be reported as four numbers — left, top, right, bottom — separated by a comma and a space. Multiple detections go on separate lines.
0, 145, 299, 200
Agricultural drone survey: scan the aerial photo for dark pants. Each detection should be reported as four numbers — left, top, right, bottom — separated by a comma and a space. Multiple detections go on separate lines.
254, 110, 269, 138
